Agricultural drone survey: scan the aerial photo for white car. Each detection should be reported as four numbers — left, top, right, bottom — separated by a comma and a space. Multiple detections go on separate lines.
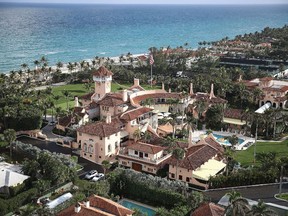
85, 170, 98, 180
91, 173, 105, 182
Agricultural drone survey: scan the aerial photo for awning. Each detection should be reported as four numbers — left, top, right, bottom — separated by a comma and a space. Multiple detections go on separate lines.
192, 159, 226, 181
223, 117, 246, 126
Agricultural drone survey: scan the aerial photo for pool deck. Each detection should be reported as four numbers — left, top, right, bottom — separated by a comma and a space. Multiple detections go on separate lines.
191, 130, 255, 151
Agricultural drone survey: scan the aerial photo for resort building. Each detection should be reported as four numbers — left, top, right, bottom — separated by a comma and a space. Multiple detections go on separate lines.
57, 194, 134, 216
168, 134, 225, 189
77, 115, 121, 164
56, 106, 89, 132
74, 66, 227, 167
118, 141, 171, 174
242, 77, 288, 109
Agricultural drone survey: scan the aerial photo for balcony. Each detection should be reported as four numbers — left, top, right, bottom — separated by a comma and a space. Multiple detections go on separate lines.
118, 149, 172, 165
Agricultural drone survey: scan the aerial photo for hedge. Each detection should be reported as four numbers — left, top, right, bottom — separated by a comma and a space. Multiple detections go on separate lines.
0, 188, 38, 215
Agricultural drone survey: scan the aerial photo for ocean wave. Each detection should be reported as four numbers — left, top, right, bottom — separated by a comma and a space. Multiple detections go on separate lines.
45, 51, 63, 55
77, 49, 88, 52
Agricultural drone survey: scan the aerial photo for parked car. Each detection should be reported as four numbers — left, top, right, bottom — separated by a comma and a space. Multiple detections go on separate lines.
85, 170, 98, 180
91, 173, 104, 182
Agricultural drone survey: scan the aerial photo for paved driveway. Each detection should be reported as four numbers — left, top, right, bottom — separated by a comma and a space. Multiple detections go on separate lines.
205, 183, 288, 207
17, 136, 103, 176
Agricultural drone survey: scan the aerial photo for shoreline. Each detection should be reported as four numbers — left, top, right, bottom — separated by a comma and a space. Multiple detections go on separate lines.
2, 53, 149, 77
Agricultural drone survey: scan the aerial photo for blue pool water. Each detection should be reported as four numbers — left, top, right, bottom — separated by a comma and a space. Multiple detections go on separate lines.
119, 199, 156, 216
213, 133, 244, 145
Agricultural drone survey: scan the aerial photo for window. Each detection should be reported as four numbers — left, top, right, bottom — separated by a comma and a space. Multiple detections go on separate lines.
115, 141, 118, 148
84, 143, 87, 152
100, 137, 103, 140
108, 136, 110, 140
148, 168, 153, 172
145, 153, 148, 157
89, 145, 93, 153
135, 151, 138, 155
179, 175, 183, 180
186, 177, 190, 182
101, 148, 103, 151
171, 173, 175, 178
99, 156, 101, 158
108, 144, 111, 152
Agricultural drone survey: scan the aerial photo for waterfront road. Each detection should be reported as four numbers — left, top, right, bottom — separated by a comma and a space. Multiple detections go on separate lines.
17, 136, 103, 176
204, 183, 288, 207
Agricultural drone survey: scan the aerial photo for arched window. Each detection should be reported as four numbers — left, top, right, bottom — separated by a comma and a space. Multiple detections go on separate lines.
89, 145, 93, 153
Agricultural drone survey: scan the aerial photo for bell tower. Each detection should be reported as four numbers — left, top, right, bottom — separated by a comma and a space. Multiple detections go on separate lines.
92, 66, 113, 101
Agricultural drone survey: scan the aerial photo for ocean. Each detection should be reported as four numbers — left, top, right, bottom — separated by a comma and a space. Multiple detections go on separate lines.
0, 3, 288, 73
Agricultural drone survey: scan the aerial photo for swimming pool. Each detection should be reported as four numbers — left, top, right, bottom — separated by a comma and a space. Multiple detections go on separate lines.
213, 133, 244, 145
119, 199, 156, 216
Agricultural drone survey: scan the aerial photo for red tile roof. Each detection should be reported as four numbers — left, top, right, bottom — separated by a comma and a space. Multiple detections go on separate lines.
92, 66, 113, 77
80, 92, 94, 100
259, 77, 273, 82
128, 142, 165, 154
98, 93, 125, 106
90, 195, 134, 216
191, 202, 225, 216
77, 120, 120, 137
224, 108, 244, 119
132, 92, 182, 105
58, 115, 73, 127
169, 135, 223, 170
120, 107, 153, 121
57, 195, 134, 216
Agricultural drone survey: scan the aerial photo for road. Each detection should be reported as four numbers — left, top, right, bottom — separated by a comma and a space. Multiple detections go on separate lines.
17, 136, 103, 176
205, 183, 288, 207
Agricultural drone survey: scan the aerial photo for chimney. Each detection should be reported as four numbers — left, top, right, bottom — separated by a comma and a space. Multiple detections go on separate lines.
106, 113, 111, 124
134, 78, 140, 86
162, 82, 165, 91
84, 200, 90, 208
209, 83, 215, 99
74, 203, 81, 213
74, 96, 79, 107
168, 88, 171, 93
188, 126, 193, 148
189, 83, 194, 95
122, 89, 128, 102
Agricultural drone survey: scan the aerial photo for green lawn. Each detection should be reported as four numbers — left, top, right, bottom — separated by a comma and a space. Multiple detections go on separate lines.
276, 193, 288, 201
235, 140, 288, 166
49, 82, 161, 111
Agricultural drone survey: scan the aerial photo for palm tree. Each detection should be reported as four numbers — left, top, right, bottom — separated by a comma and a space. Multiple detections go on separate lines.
249, 200, 277, 216
172, 147, 185, 181
62, 90, 71, 111
133, 129, 142, 142
228, 134, 238, 150
101, 160, 111, 179
225, 190, 251, 216
3, 129, 16, 159
143, 131, 152, 143
56, 61, 63, 69
34, 60, 40, 70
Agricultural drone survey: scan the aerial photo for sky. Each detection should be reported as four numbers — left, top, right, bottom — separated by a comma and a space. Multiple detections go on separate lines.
0, 0, 287, 4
